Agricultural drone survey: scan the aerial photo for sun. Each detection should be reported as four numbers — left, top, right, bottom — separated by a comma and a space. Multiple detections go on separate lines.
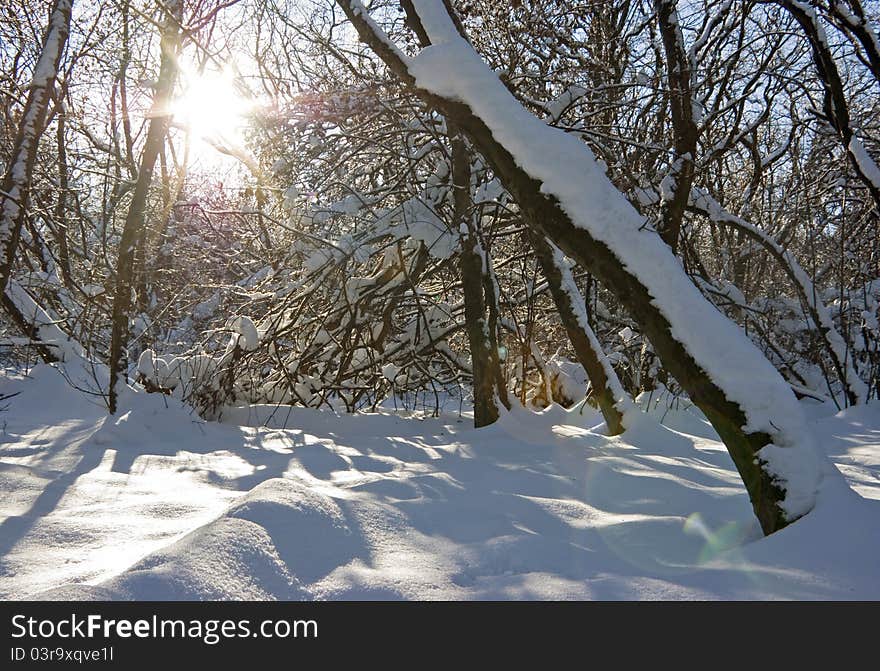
172, 64, 254, 165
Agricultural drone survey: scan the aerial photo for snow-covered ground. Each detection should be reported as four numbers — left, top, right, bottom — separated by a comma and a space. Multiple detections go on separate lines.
1, 364, 878, 600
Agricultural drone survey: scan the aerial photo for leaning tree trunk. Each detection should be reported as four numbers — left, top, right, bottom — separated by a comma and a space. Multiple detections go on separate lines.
337, 0, 821, 535
530, 231, 628, 435
107, 1, 181, 413
0, 0, 73, 298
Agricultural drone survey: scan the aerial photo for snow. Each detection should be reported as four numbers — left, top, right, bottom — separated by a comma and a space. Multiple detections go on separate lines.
135, 351, 223, 394
230, 315, 260, 352
1, 366, 878, 600
399, 199, 457, 259
282, 185, 300, 211
544, 85, 587, 122
849, 135, 880, 191
4, 278, 83, 363
136, 349, 166, 384
381, 363, 400, 382
396, 0, 819, 517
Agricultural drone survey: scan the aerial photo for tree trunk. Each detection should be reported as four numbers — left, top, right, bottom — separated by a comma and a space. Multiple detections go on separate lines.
655, 0, 698, 253
0, 0, 73, 296
530, 230, 627, 434
107, 1, 181, 413
452, 131, 509, 427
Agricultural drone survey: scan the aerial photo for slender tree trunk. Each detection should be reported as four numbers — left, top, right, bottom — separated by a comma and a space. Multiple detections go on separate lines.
107, 1, 181, 413
530, 231, 627, 434
52, 94, 74, 289
655, 0, 698, 253
401, 0, 508, 425
0, 0, 73, 297
452, 131, 508, 427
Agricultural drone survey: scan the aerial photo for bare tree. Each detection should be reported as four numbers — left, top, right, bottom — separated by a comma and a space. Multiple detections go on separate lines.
107, 0, 181, 412
0, 0, 72, 355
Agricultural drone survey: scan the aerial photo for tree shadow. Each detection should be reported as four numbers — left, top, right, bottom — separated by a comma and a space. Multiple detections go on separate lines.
0, 443, 108, 559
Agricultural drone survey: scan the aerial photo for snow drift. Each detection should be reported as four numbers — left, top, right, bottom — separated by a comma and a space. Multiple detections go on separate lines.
1, 366, 878, 600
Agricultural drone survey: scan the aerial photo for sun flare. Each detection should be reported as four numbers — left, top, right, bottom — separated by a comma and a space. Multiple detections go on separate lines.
172, 64, 254, 164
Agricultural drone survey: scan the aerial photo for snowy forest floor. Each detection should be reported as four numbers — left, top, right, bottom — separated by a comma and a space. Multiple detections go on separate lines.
1, 364, 879, 600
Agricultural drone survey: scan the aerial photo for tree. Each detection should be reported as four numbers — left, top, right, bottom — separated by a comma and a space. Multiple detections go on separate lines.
0, 0, 73, 359
336, 0, 821, 535
107, 0, 181, 413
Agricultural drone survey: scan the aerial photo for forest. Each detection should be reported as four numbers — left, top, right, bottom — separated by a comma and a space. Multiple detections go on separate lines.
1, 0, 879, 601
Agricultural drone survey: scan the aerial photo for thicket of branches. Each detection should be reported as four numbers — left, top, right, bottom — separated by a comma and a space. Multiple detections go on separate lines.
2, 0, 879, 531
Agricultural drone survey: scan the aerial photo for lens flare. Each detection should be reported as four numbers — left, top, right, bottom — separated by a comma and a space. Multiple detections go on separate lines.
172, 63, 254, 164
